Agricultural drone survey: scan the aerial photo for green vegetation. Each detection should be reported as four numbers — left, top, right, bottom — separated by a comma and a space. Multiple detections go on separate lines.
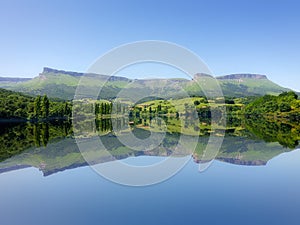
2, 84, 300, 129
244, 117, 300, 149
218, 78, 290, 96
243, 91, 300, 119
1, 68, 300, 176
1, 79, 300, 174
0, 88, 34, 119
0, 114, 299, 176
0, 121, 73, 162
0, 88, 72, 121
1, 67, 292, 100
134, 92, 300, 125
133, 97, 241, 121
72, 99, 128, 120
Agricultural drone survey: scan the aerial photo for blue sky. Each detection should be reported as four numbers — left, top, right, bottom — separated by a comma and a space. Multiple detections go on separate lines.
0, 0, 299, 90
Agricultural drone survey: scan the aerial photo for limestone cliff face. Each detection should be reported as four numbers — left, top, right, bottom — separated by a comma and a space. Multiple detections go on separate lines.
42, 67, 130, 82
217, 74, 267, 80
42, 67, 84, 77
194, 73, 268, 80
193, 73, 214, 79
1, 67, 290, 99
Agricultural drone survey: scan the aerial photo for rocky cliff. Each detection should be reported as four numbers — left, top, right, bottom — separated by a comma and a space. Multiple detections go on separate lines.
217, 74, 267, 80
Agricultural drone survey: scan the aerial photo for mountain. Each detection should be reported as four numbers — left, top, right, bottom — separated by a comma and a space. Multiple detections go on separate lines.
0, 124, 295, 176
0, 76, 32, 89
217, 74, 267, 79
0, 67, 292, 100
216, 74, 290, 96
0, 77, 32, 82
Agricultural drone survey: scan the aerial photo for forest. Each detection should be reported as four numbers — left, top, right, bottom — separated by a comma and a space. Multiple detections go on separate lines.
243, 91, 300, 120
1, 87, 300, 122
0, 88, 72, 121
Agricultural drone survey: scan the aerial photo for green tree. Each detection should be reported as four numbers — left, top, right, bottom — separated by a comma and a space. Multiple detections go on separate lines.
157, 104, 162, 113
64, 102, 71, 117
194, 100, 200, 106
34, 95, 41, 119
279, 102, 291, 112
41, 95, 49, 118
95, 103, 100, 114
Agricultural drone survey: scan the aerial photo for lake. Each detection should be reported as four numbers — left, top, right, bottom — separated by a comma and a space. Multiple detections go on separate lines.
0, 117, 299, 225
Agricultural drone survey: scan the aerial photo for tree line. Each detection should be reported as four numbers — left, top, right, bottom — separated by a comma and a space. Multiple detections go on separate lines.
0, 88, 72, 121
1, 87, 300, 122
243, 91, 300, 118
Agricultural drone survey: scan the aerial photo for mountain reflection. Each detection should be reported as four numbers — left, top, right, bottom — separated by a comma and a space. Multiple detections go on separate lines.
0, 115, 299, 176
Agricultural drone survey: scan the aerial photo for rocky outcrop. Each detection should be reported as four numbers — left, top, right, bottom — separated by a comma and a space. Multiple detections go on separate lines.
217, 157, 267, 166
193, 73, 214, 79
217, 74, 267, 80
42, 67, 84, 77
42, 67, 130, 82
194, 157, 267, 166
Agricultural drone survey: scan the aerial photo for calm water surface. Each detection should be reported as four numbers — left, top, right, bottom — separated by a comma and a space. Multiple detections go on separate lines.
0, 119, 300, 225
1, 151, 300, 225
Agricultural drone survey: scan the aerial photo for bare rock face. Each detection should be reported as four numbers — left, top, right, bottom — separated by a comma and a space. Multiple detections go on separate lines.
193, 73, 214, 79
42, 67, 84, 77
217, 74, 268, 80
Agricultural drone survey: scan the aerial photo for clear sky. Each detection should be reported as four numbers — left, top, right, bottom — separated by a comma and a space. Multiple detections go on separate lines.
0, 0, 299, 90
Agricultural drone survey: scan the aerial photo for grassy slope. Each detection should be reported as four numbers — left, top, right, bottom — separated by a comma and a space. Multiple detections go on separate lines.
218, 78, 290, 96
1, 69, 292, 100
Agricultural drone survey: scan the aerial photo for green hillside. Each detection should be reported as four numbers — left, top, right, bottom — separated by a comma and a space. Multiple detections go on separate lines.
0, 67, 292, 100
0, 88, 34, 120
218, 78, 290, 96
0, 88, 71, 121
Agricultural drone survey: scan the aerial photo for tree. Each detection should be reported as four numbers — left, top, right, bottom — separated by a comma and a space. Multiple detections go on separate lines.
64, 102, 71, 117
279, 102, 291, 112
279, 91, 298, 100
34, 95, 41, 118
157, 104, 162, 113
95, 103, 100, 114
41, 95, 49, 118
194, 100, 200, 106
